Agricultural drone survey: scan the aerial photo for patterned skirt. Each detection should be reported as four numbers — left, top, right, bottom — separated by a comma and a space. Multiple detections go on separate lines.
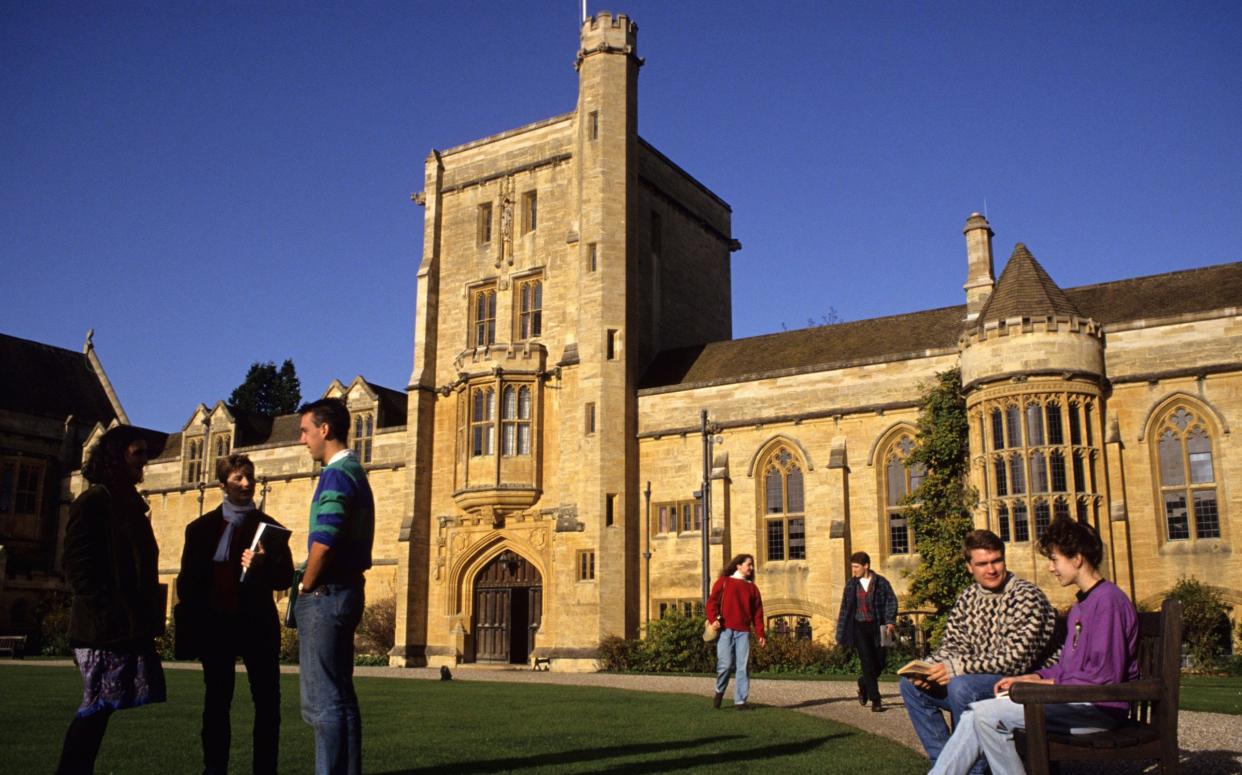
73, 646, 167, 717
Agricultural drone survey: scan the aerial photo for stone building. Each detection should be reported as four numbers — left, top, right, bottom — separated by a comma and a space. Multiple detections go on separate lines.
64, 12, 1241, 670
0, 331, 132, 641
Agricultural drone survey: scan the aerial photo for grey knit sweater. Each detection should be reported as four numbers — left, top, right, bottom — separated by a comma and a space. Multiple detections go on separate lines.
933, 572, 1058, 678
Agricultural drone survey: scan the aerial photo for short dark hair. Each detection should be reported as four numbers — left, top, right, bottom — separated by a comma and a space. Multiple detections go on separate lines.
962, 529, 1005, 561
298, 398, 350, 442
215, 453, 255, 484
1038, 518, 1104, 569
82, 425, 145, 485
849, 551, 871, 566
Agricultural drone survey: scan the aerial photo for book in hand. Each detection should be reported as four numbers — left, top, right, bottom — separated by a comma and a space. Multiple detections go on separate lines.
896, 659, 939, 679
239, 522, 292, 582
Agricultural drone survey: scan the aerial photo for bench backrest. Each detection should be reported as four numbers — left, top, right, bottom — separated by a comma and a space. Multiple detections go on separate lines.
1132, 598, 1183, 728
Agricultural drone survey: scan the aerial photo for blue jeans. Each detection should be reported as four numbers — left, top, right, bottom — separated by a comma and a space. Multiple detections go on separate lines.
297, 583, 364, 775
930, 695, 1121, 775
715, 629, 751, 705
900, 672, 999, 775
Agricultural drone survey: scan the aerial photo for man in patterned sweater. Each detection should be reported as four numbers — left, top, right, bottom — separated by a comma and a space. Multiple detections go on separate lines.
295, 397, 374, 775
899, 529, 1057, 775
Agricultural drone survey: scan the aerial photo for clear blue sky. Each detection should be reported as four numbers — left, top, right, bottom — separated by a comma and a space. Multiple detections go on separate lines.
4, 1, 1240, 432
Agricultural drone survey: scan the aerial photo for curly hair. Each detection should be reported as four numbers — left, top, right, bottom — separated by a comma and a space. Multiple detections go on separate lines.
1037, 517, 1104, 569
82, 425, 145, 485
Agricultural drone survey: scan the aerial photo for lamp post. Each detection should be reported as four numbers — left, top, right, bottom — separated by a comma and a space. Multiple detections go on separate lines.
642, 481, 652, 634
699, 410, 712, 604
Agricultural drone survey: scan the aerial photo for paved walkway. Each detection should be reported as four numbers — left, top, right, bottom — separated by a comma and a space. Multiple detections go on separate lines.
12, 660, 1241, 772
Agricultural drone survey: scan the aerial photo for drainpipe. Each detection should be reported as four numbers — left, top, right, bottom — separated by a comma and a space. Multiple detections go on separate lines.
643, 480, 651, 634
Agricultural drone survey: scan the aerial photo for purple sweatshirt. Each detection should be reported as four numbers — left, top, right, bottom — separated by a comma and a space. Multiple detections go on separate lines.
1037, 579, 1139, 715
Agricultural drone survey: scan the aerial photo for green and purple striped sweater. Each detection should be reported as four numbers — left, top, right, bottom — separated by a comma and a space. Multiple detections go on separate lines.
306, 451, 374, 583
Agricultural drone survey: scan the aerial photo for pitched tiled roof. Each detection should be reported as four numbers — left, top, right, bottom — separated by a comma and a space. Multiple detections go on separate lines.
641, 261, 1241, 391
1066, 262, 1242, 325
976, 244, 1081, 323
639, 305, 965, 390
0, 332, 119, 425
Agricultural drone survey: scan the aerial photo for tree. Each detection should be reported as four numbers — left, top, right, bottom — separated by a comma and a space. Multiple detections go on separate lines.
228, 360, 302, 417
902, 367, 978, 646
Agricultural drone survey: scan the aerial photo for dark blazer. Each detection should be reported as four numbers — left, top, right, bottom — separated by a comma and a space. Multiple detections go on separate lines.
64, 484, 165, 648
175, 505, 293, 655
835, 572, 898, 648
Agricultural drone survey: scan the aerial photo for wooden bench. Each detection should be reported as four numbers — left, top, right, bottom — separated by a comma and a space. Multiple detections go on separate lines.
1011, 598, 1183, 775
0, 635, 27, 658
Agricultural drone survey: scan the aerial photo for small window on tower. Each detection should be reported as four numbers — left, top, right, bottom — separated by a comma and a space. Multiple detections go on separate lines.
522, 191, 537, 233
588, 110, 599, 140
477, 202, 492, 244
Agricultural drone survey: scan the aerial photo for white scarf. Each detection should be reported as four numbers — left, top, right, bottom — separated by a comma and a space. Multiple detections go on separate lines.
731, 571, 750, 581
214, 500, 255, 562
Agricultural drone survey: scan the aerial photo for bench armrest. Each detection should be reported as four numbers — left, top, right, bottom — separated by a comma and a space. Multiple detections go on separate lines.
1009, 678, 1160, 705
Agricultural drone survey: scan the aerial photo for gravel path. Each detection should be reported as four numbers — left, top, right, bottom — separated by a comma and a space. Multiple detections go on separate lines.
12, 660, 1240, 772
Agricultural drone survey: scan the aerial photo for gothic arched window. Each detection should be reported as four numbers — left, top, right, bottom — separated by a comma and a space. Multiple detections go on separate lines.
1152, 404, 1221, 540
882, 431, 925, 555
760, 446, 806, 563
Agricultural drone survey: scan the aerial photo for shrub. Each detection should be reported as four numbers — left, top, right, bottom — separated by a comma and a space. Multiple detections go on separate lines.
355, 595, 396, 657
36, 593, 72, 657
598, 611, 919, 676
155, 615, 176, 661
280, 625, 300, 664
640, 611, 716, 673
1165, 577, 1232, 671
597, 634, 640, 671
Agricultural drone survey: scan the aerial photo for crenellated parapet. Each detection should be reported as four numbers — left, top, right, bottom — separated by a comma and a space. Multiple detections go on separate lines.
575, 11, 640, 70
960, 314, 1104, 390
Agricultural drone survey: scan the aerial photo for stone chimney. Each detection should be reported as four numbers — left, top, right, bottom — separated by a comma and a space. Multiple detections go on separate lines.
962, 212, 995, 322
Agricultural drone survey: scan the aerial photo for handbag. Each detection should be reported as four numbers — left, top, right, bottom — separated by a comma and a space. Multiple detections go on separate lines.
284, 569, 304, 629
701, 582, 725, 643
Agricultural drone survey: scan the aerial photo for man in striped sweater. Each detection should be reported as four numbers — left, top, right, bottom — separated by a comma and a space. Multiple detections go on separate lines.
295, 398, 374, 775
899, 530, 1057, 775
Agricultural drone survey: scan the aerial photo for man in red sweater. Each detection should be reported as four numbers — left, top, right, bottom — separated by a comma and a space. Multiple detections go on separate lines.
707, 554, 766, 709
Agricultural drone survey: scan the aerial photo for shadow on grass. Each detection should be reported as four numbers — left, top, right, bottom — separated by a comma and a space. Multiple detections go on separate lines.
377, 733, 847, 773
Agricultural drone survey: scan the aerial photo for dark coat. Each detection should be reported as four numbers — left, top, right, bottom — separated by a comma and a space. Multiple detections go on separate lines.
835, 572, 898, 648
64, 484, 165, 648
175, 505, 293, 657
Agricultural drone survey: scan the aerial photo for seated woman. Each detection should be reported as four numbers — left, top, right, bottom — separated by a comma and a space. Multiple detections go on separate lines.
930, 518, 1139, 775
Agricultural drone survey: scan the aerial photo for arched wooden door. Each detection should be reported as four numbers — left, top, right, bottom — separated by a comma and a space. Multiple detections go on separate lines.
472, 551, 543, 663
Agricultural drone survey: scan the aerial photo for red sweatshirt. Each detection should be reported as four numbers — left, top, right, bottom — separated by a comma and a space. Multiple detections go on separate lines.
706, 575, 765, 639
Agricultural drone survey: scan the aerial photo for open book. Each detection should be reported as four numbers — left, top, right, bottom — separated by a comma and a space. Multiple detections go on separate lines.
896, 659, 939, 679
239, 522, 292, 582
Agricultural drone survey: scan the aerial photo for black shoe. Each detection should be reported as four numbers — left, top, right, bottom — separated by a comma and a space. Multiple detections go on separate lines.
871, 702, 882, 712
713, 691, 723, 709
857, 683, 867, 706
736, 703, 751, 711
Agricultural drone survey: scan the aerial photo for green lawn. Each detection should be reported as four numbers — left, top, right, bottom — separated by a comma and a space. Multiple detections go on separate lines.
0, 664, 926, 774
1179, 675, 1242, 715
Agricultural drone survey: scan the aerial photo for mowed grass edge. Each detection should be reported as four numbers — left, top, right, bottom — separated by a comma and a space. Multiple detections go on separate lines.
0, 664, 927, 774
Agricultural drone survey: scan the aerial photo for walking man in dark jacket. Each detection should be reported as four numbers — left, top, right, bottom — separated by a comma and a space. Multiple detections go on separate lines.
835, 551, 897, 711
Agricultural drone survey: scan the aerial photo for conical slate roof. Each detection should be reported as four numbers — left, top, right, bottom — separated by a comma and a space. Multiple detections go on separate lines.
976, 243, 1082, 324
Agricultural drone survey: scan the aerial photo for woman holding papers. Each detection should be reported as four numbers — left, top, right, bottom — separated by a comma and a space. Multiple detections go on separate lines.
177, 453, 293, 775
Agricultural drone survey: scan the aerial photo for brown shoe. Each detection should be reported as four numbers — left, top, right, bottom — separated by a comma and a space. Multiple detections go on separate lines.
736, 703, 751, 711
713, 691, 723, 709
871, 702, 883, 712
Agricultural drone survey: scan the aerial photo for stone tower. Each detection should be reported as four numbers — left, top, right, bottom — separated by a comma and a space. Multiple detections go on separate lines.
392, 11, 734, 670
959, 242, 1109, 574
